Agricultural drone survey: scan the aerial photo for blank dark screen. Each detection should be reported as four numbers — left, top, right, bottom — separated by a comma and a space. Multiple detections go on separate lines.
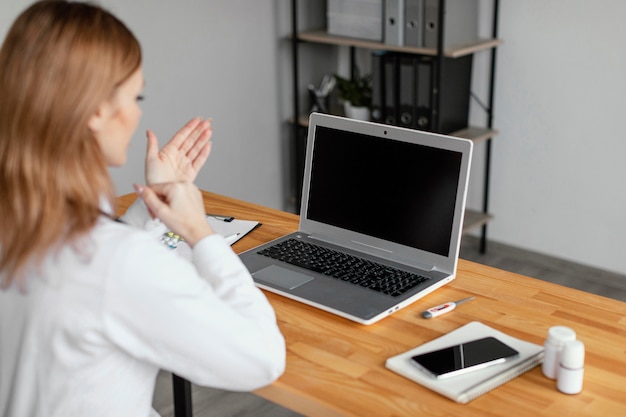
306, 126, 462, 256
411, 337, 519, 376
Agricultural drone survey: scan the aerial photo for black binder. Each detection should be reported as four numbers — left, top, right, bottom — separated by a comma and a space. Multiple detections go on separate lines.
370, 50, 472, 134
370, 51, 386, 124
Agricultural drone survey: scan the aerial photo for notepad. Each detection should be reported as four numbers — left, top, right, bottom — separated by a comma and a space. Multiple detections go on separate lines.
385, 321, 544, 404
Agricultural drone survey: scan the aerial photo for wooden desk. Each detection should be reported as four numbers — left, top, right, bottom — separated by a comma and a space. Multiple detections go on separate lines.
117, 191, 626, 417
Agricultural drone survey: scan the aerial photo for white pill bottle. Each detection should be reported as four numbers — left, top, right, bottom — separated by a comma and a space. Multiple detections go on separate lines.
542, 326, 576, 379
557, 340, 585, 394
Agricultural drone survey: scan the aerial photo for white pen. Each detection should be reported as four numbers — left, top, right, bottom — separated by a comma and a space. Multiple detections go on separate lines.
223, 233, 240, 246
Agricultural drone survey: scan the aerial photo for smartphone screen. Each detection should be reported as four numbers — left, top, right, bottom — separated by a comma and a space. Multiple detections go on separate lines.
410, 337, 519, 379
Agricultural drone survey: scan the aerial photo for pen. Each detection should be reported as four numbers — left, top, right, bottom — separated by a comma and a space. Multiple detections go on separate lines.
421, 297, 475, 319
206, 213, 235, 222
223, 233, 240, 246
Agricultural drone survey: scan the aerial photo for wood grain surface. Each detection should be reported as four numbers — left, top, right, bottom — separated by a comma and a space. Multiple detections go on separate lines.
117, 191, 626, 417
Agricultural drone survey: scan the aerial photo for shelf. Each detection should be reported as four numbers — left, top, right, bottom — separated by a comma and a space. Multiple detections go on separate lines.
295, 115, 309, 127
292, 116, 497, 144
297, 30, 502, 58
463, 209, 493, 234
450, 126, 498, 144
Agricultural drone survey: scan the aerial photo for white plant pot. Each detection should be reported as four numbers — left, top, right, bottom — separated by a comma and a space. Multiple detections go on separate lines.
344, 102, 370, 121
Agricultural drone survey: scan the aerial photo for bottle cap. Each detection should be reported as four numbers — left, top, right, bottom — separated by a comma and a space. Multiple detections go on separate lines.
560, 340, 585, 369
547, 326, 576, 345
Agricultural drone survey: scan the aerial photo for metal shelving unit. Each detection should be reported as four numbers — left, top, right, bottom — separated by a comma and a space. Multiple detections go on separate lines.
290, 0, 500, 253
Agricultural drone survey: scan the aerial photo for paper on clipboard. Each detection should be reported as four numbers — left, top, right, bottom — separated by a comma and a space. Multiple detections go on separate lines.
206, 215, 260, 245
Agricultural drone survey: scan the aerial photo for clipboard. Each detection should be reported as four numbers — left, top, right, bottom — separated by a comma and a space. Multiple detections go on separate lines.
205, 214, 261, 245
160, 215, 260, 260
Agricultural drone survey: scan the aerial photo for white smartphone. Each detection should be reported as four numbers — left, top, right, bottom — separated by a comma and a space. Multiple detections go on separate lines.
410, 336, 519, 379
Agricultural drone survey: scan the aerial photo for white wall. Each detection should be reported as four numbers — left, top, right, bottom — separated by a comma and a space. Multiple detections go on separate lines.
0, 0, 290, 210
487, 1, 626, 275
1, 1, 624, 275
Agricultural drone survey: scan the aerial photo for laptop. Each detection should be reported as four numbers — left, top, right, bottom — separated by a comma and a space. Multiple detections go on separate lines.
239, 113, 473, 324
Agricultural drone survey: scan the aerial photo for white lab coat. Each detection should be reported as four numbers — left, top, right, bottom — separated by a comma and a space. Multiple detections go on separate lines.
0, 200, 285, 417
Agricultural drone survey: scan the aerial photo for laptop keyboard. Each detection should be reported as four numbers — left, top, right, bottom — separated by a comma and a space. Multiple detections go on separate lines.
257, 239, 430, 297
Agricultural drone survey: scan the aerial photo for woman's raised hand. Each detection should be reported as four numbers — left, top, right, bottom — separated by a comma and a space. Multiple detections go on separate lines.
145, 117, 212, 185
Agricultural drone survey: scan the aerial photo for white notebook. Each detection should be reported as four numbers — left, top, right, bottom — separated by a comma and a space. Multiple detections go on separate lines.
385, 321, 544, 404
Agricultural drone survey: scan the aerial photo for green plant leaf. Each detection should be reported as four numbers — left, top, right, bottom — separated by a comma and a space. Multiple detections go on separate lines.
333, 66, 372, 107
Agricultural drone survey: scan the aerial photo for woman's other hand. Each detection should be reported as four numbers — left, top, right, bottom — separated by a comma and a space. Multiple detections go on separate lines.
145, 117, 212, 185
135, 182, 213, 247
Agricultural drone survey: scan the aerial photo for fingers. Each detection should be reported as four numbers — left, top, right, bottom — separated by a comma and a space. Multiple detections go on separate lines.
191, 140, 212, 173
145, 130, 167, 186
144, 116, 213, 185
169, 117, 202, 150
186, 122, 213, 164
136, 182, 183, 225
145, 130, 159, 160
134, 182, 214, 246
154, 116, 212, 158
134, 183, 167, 220
180, 118, 212, 156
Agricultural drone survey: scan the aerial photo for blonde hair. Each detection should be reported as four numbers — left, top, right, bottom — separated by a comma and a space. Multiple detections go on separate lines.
0, 1, 142, 287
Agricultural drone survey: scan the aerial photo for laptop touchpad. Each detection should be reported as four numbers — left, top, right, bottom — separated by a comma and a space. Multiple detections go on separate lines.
253, 265, 314, 290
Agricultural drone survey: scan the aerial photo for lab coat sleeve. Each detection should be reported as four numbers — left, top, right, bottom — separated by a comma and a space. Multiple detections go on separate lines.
101, 232, 286, 391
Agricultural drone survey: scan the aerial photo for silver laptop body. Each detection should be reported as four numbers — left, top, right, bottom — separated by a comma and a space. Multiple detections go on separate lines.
239, 113, 473, 324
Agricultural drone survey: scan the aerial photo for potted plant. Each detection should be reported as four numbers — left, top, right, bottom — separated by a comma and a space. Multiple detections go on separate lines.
334, 67, 372, 121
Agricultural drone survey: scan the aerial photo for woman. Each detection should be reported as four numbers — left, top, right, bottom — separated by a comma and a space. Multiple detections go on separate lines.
0, 2, 285, 416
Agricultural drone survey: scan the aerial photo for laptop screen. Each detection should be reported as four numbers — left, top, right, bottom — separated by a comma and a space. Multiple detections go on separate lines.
306, 125, 462, 257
